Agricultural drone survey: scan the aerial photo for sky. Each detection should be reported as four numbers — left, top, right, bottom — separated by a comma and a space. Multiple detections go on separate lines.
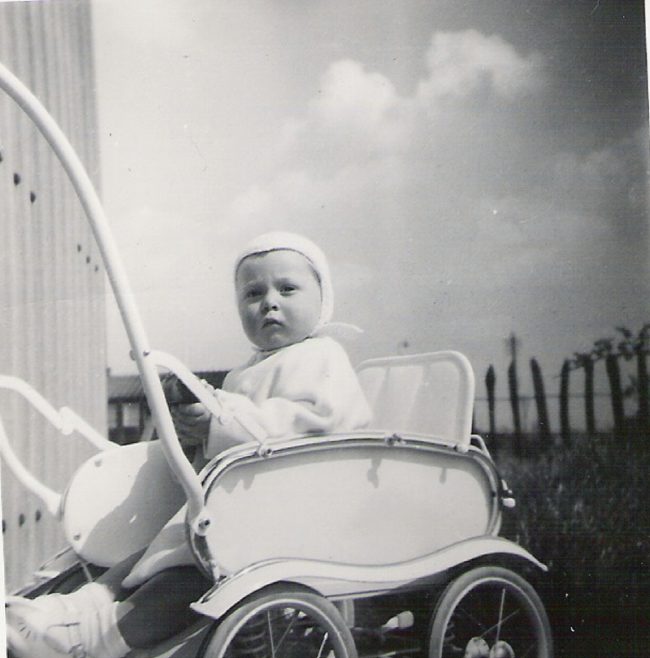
92, 0, 649, 414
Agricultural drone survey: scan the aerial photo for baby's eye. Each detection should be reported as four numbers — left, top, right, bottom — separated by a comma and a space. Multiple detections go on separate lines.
244, 287, 262, 299
280, 284, 297, 294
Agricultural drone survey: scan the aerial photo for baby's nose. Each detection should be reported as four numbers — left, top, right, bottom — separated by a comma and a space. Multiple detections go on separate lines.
262, 292, 280, 311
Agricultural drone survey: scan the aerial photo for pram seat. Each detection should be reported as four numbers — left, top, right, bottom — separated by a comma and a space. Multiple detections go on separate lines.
356, 350, 474, 447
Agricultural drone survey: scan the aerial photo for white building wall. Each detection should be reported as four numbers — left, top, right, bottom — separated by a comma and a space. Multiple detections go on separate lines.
0, 0, 105, 591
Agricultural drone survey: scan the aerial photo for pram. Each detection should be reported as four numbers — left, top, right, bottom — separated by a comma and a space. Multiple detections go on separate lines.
0, 61, 553, 658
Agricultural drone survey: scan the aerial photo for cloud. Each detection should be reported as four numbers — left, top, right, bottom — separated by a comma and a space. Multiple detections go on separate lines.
546, 136, 649, 241
226, 30, 552, 260
278, 30, 543, 175
418, 29, 544, 102
278, 61, 406, 170
311, 60, 398, 127
230, 27, 640, 257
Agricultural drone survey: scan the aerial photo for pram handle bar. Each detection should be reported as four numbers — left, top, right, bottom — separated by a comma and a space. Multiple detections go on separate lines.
0, 376, 114, 518
0, 376, 112, 450
0, 416, 60, 518
0, 61, 211, 537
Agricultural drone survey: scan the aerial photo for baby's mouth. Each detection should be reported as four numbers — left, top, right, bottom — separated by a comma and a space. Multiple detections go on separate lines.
262, 318, 282, 328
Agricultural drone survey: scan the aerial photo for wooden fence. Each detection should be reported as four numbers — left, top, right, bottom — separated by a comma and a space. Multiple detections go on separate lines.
479, 327, 650, 454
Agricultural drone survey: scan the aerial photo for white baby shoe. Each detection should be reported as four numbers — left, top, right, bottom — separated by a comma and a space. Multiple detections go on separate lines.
5, 594, 86, 657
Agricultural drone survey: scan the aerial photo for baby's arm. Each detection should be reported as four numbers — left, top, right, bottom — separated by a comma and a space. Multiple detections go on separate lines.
203, 390, 337, 457
203, 340, 371, 458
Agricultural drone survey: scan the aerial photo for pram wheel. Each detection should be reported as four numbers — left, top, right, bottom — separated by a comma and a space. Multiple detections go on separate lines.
199, 584, 358, 658
428, 566, 552, 658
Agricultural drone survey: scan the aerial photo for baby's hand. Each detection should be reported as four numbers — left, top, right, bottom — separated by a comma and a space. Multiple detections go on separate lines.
172, 403, 210, 447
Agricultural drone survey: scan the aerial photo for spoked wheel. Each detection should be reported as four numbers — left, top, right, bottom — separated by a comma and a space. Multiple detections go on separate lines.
428, 567, 552, 658
199, 584, 358, 658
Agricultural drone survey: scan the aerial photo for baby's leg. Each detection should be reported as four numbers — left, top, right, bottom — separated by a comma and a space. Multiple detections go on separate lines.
117, 566, 211, 649
93, 549, 146, 599
41, 549, 146, 612
6, 563, 210, 658
5, 550, 145, 658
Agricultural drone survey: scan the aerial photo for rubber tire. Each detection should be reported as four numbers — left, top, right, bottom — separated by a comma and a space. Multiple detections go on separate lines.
199, 584, 358, 658
428, 566, 553, 658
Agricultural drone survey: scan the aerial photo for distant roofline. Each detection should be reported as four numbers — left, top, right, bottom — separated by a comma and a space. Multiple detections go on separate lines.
108, 370, 228, 402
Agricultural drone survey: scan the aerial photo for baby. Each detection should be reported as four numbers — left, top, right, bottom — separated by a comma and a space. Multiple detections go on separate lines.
6, 231, 372, 658
176, 230, 372, 463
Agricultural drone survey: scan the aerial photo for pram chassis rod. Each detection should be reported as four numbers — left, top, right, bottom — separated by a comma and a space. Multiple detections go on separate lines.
0, 62, 211, 538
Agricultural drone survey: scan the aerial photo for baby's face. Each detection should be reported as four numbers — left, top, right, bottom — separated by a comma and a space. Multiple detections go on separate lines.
236, 250, 322, 351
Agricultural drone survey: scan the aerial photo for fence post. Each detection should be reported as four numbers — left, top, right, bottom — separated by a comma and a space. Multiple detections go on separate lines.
530, 358, 550, 439
560, 359, 571, 447
508, 360, 522, 456
605, 354, 625, 436
485, 365, 496, 438
584, 358, 596, 434
637, 348, 649, 432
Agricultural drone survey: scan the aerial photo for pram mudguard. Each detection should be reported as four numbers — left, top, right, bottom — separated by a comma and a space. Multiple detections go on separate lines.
62, 441, 185, 567
192, 537, 546, 622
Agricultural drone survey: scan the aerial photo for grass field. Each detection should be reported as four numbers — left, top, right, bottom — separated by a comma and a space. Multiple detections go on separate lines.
491, 431, 649, 658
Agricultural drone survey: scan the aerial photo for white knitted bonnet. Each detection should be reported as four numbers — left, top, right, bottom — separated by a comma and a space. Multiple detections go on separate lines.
234, 231, 334, 334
